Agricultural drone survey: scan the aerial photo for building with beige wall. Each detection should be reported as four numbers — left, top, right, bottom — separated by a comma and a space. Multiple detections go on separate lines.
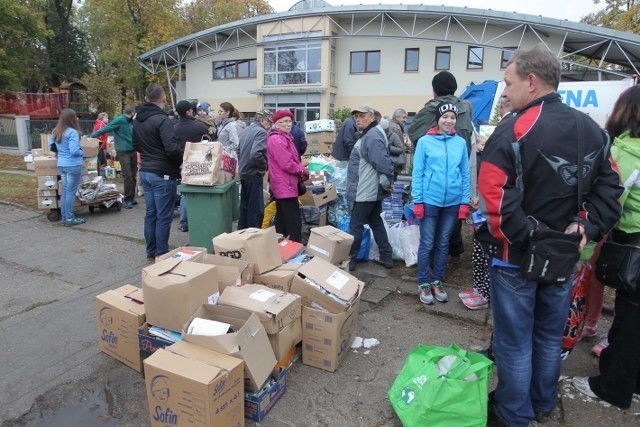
140, 1, 640, 126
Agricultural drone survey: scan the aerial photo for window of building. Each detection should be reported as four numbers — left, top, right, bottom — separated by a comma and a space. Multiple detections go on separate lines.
350, 50, 380, 74
212, 59, 257, 79
405, 48, 419, 72
330, 37, 336, 86
501, 49, 515, 69
435, 46, 451, 70
263, 34, 322, 86
467, 46, 484, 69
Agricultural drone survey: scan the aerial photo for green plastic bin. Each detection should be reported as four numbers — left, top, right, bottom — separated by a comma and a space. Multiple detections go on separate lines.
178, 180, 236, 253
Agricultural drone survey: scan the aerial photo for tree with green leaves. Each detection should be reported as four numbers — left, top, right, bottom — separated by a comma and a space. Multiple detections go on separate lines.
182, 0, 273, 33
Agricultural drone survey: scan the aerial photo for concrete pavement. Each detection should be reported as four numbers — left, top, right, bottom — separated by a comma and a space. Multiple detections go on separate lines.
0, 196, 638, 426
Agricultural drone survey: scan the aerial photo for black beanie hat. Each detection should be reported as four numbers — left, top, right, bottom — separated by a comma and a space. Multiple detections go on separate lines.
435, 102, 458, 122
432, 71, 458, 96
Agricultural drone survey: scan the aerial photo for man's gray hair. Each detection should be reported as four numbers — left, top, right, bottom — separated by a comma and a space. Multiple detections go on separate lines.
508, 45, 561, 91
392, 108, 407, 119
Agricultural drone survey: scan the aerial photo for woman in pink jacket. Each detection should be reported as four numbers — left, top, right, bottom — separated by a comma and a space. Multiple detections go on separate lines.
267, 110, 309, 242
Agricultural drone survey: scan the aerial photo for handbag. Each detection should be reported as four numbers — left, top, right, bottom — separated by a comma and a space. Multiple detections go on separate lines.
297, 181, 307, 196
595, 232, 640, 293
388, 343, 493, 427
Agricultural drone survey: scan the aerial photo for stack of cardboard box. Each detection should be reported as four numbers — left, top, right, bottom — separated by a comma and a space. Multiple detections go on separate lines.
96, 224, 362, 425
304, 119, 336, 155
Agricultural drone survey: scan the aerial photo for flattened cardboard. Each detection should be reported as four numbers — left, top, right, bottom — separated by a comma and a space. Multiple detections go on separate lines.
268, 318, 302, 361
182, 304, 276, 391
254, 264, 300, 292
144, 341, 244, 427
306, 225, 354, 264
141, 258, 219, 332
218, 284, 301, 334
200, 254, 253, 293
33, 156, 59, 176
37, 175, 58, 190
96, 285, 146, 372
302, 295, 361, 372
212, 227, 281, 274
290, 257, 363, 313
156, 246, 207, 263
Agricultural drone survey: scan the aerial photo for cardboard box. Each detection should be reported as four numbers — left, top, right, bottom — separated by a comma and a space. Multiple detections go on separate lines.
33, 156, 59, 176
84, 156, 98, 172
141, 258, 220, 332
212, 227, 282, 274
290, 257, 363, 313
254, 264, 300, 292
200, 254, 253, 293
39, 134, 51, 155
96, 285, 146, 372
218, 284, 301, 334
304, 141, 332, 156
298, 184, 337, 207
32, 148, 44, 157
305, 119, 335, 134
302, 295, 361, 372
37, 195, 58, 209
37, 189, 57, 198
245, 368, 287, 422
138, 323, 177, 366
81, 136, 100, 158
306, 131, 335, 143
306, 225, 354, 264
268, 318, 302, 361
183, 304, 276, 391
156, 246, 208, 263
144, 341, 244, 427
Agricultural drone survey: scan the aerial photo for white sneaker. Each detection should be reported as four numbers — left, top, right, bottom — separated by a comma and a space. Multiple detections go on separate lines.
571, 376, 599, 399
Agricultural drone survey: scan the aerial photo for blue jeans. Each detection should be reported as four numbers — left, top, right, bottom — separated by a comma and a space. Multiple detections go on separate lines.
58, 165, 82, 221
179, 194, 188, 228
489, 265, 573, 426
417, 204, 458, 283
238, 174, 265, 229
140, 171, 177, 257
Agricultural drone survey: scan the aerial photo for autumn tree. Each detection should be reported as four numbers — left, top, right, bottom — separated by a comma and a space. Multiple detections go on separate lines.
182, 0, 273, 33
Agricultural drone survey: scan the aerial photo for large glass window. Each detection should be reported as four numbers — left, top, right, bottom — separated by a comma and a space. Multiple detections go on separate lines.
212, 59, 256, 79
263, 37, 322, 86
350, 50, 380, 74
467, 46, 484, 69
435, 46, 451, 70
405, 48, 419, 72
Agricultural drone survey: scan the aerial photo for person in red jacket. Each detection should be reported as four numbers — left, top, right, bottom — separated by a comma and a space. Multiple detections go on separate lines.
92, 112, 109, 170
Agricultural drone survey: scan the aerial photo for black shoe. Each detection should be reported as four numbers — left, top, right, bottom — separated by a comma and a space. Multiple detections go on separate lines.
374, 258, 394, 268
479, 345, 495, 362
123, 201, 133, 209
178, 224, 188, 232
348, 259, 357, 272
147, 254, 155, 262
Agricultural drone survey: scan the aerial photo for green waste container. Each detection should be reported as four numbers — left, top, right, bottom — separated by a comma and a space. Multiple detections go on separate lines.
178, 180, 236, 253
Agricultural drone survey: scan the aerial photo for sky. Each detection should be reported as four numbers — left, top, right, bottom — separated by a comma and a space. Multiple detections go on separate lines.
268, 0, 603, 23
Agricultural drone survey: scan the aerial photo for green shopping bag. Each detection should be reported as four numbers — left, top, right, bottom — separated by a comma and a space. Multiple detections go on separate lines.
387, 343, 493, 427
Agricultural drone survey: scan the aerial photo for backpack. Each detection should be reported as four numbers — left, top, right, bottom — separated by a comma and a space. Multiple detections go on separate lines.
409, 97, 474, 153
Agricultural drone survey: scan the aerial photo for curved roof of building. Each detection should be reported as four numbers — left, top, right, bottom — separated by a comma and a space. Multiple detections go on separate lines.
139, 4, 640, 77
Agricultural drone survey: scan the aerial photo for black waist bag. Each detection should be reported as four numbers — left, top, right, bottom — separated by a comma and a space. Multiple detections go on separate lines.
522, 229, 582, 285
595, 231, 640, 293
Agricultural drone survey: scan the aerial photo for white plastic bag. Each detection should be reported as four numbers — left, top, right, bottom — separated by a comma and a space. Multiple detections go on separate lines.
383, 214, 407, 260
400, 224, 420, 267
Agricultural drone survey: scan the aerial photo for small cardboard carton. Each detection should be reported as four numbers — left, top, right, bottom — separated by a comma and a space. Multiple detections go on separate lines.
298, 184, 337, 207
141, 258, 220, 332
37, 195, 58, 209
290, 257, 363, 313
254, 263, 300, 292
156, 246, 207, 263
37, 175, 58, 190
96, 285, 146, 372
138, 323, 177, 367
144, 341, 244, 427
304, 140, 332, 156
80, 136, 100, 158
183, 304, 276, 391
302, 293, 361, 372
218, 284, 301, 334
244, 368, 287, 422
305, 119, 335, 134
268, 318, 302, 361
33, 156, 59, 176
200, 254, 254, 293
306, 225, 354, 264
212, 227, 281, 274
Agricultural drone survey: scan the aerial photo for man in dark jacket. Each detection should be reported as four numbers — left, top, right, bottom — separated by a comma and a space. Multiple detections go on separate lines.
477, 46, 622, 427
331, 115, 359, 161
90, 105, 137, 207
291, 122, 308, 157
133, 84, 183, 260
237, 109, 273, 229
173, 100, 209, 232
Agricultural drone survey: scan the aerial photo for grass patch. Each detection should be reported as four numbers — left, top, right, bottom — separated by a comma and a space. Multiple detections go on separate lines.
0, 172, 38, 209
0, 153, 27, 171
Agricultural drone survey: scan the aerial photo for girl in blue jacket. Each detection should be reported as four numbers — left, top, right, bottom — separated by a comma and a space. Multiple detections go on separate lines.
50, 108, 85, 226
411, 102, 470, 304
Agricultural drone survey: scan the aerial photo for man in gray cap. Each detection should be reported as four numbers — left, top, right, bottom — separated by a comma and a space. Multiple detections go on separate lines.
237, 109, 273, 229
346, 105, 395, 271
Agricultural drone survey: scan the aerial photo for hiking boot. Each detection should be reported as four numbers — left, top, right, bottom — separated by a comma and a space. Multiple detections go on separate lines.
431, 280, 448, 302
64, 217, 86, 227
419, 283, 434, 305
374, 258, 394, 268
